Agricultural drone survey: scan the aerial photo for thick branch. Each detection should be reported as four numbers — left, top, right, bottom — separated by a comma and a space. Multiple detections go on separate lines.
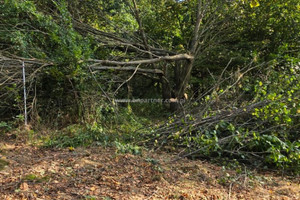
0, 52, 51, 66
90, 66, 164, 74
131, 0, 151, 56
73, 20, 177, 56
190, 0, 203, 54
176, 0, 205, 99
88, 54, 193, 66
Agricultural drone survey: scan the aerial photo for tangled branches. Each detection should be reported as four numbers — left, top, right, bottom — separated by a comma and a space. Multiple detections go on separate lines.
0, 54, 51, 121
145, 64, 300, 173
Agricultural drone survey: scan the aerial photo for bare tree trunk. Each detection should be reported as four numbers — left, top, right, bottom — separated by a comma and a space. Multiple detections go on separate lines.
175, 60, 194, 99
173, 0, 203, 105
161, 65, 172, 109
127, 80, 133, 107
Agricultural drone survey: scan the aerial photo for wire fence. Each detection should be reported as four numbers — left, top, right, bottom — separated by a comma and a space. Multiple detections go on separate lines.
0, 57, 42, 125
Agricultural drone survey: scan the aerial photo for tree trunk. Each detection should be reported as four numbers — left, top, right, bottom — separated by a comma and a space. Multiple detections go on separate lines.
161, 65, 172, 109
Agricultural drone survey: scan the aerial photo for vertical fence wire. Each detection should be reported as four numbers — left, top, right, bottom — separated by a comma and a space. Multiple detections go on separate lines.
22, 61, 28, 126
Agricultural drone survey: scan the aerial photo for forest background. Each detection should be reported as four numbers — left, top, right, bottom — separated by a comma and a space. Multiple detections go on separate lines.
0, 0, 299, 174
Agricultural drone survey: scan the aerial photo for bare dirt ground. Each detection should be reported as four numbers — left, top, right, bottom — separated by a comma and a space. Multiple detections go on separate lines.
0, 141, 299, 200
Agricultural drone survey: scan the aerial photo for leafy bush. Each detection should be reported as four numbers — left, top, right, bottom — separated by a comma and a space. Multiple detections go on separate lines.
44, 123, 112, 148
0, 0, 91, 123
0, 122, 11, 135
44, 105, 150, 149
151, 61, 300, 174
114, 141, 141, 155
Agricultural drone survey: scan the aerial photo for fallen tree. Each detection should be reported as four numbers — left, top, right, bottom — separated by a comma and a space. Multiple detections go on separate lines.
73, 0, 230, 110
143, 63, 300, 173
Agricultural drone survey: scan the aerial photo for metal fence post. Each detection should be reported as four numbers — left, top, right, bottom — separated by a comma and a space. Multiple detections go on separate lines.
22, 61, 28, 126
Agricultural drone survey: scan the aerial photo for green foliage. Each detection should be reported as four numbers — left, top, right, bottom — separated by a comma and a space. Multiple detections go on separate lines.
115, 141, 141, 155
84, 196, 97, 200
44, 105, 150, 149
44, 123, 112, 148
235, 0, 300, 60
113, 106, 152, 143
0, 159, 9, 171
145, 158, 160, 165
0, 0, 92, 123
23, 174, 50, 183
145, 157, 164, 172
251, 65, 299, 128
0, 0, 90, 62
193, 0, 300, 92
166, 60, 300, 174
0, 122, 12, 135
178, 121, 300, 173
